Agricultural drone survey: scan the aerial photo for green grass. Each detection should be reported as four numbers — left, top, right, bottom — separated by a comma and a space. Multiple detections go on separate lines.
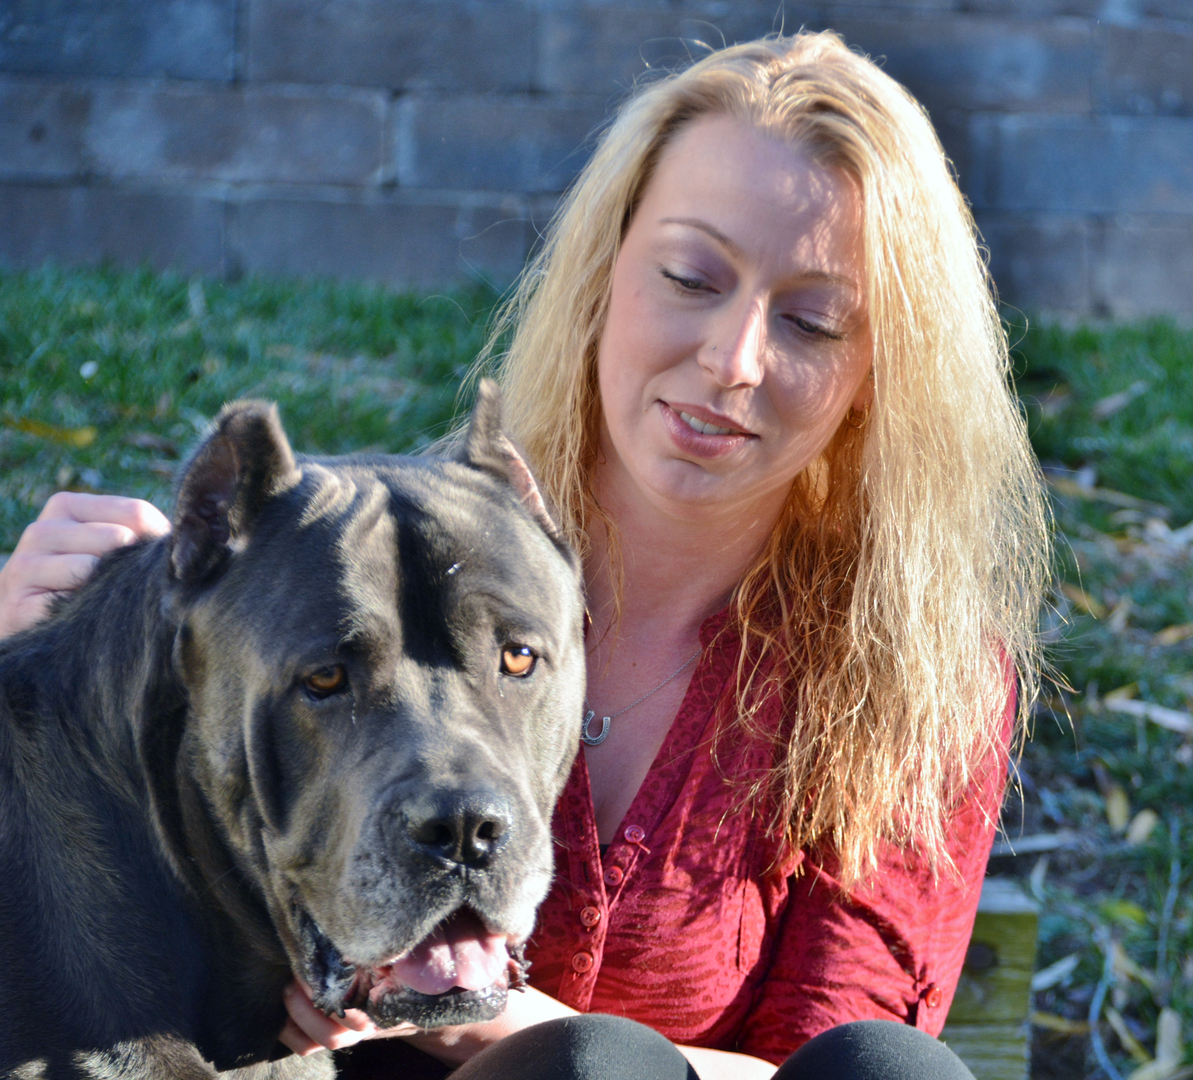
0, 265, 498, 550
2, 267, 1192, 1077
1008, 316, 1193, 1079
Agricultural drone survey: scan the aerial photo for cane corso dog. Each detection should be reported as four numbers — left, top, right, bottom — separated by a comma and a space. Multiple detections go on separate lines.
0, 383, 586, 1079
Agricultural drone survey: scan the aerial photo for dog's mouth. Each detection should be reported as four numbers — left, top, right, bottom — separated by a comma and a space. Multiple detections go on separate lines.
299, 906, 530, 1029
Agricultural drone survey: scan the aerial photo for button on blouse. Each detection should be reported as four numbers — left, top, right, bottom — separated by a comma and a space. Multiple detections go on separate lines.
526, 607, 1012, 1065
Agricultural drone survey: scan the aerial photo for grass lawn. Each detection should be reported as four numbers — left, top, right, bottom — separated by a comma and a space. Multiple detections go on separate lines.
2, 266, 1192, 1078
0, 265, 496, 550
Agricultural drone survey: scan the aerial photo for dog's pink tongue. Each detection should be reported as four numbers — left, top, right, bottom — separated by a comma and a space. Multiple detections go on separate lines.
385, 911, 509, 996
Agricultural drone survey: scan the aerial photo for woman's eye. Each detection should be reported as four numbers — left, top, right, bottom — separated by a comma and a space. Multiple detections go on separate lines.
303, 665, 348, 699
500, 645, 537, 677
787, 315, 845, 341
660, 268, 709, 293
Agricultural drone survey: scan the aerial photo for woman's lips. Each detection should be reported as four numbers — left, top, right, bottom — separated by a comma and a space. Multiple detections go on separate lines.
660, 402, 753, 457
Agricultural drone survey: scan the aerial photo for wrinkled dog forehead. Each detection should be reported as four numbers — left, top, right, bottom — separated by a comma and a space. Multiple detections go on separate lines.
190, 453, 579, 669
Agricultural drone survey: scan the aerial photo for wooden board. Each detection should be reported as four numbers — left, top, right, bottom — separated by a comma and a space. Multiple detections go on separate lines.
941, 877, 1039, 1080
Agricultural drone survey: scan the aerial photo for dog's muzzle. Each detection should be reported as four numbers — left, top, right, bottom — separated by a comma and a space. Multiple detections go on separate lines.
298, 906, 531, 1028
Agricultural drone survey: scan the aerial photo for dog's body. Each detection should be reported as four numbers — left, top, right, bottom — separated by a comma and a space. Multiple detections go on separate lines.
0, 389, 585, 1079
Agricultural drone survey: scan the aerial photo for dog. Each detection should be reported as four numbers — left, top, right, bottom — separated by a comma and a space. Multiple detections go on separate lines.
0, 383, 586, 1078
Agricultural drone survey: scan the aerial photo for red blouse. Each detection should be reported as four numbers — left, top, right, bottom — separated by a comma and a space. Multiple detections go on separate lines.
525, 609, 1011, 1065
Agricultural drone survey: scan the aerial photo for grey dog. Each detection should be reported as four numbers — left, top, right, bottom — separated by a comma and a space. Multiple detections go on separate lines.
0, 384, 585, 1079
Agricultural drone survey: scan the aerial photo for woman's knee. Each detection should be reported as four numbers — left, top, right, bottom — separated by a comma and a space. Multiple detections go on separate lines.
451, 1015, 699, 1080
773, 1020, 976, 1080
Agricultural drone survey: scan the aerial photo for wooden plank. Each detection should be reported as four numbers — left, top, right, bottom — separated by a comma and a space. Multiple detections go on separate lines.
942, 1022, 1032, 1080
941, 877, 1039, 1080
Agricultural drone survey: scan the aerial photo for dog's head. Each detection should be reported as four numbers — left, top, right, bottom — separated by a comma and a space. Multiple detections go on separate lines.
159, 384, 584, 1029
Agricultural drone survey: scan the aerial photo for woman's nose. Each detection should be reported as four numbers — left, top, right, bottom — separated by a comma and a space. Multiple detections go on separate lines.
700, 300, 766, 388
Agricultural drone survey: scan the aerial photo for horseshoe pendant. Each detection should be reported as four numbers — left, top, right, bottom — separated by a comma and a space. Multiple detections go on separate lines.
580, 710, 611, 746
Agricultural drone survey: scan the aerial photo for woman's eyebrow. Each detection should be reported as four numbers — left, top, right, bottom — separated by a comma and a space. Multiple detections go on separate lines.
659, 216, 742, 255
658, 216, 858, 291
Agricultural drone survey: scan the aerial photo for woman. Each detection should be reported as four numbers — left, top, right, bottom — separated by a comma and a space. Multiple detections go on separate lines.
0, 31, 1048, 1080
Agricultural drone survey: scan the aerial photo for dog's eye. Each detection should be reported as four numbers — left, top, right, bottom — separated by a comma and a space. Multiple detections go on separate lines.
500, 646, 537, 678
303, 665, 348, 699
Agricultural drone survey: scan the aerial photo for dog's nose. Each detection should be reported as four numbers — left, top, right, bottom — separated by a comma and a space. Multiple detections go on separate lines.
405, 791, 513, 868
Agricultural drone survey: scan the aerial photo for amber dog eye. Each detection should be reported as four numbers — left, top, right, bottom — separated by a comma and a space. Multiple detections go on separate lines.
500, 646, 537, 678
303, 665, 348, 699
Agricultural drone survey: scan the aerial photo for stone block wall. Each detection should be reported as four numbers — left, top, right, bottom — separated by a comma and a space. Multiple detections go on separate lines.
1, 0, 1190, 316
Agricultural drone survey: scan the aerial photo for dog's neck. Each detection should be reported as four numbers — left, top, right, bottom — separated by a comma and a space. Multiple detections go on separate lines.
0, 538, 297, 1065
0, 538, 183, 788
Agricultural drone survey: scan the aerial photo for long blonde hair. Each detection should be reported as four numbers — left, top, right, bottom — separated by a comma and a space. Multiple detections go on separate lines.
477, 31, 1049, 888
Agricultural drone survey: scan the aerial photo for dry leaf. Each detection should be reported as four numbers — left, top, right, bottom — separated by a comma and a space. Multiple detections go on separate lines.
1031, 952, 1079, 992
1112, 941, 1157, 989
1092, 380, 1150, 420
1107, 1006, 1152, 1063
1103, 698, 1193, 735
1106, 784, 1131, 832
1128, 1067, 1193, 1080
1155, 624, 1193, 646
1157, 1008, 1184, 1068
4, 417, 97, 448
1031, 1011, 1090, 1035
1047, 475, 1169, 516
1126, 809, 1160, 846
1106, 683, 1139, 701
1060, 582, 1108, 619
1108, 599, 1133, 633
1030, 854, 1050, 903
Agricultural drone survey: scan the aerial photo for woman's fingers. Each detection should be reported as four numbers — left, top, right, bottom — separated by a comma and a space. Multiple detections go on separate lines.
35, 491, 172, 537
5, 551, 101, 593
0, 494, 170, 640
281, 981, 378, 1053
279, 1018, 326, 1057
16, 519, 142, 559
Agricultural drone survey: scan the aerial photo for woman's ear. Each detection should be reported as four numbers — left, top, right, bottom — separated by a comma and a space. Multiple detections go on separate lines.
851, 365, 875, 412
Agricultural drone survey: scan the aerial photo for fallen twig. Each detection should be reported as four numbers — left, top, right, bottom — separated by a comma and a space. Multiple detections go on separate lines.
1091, 929, 1127, 1080
1101, 698, 1192, 735
991, 831, 1081, 857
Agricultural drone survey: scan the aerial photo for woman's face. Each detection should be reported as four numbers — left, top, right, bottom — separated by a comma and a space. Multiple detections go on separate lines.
595, 114, 873, 531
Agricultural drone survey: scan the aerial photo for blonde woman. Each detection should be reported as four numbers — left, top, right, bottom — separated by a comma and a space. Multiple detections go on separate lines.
0, 31, 1048, 1080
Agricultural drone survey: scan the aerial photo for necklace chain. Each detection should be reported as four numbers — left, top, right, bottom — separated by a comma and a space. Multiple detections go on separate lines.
581, 645, 702, 747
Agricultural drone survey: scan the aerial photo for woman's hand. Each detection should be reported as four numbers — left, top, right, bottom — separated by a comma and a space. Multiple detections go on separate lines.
0, 492, 171, 640
279, 980, 777, 1077
279, 981, 419, 1056
279, 979, 578, 1064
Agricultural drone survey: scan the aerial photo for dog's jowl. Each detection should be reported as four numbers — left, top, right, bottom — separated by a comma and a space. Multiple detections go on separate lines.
0, 383, 585, 1079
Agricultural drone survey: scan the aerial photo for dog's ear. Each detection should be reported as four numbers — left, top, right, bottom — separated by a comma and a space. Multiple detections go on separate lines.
170, 400, 300, 584
462, 379, 561, 542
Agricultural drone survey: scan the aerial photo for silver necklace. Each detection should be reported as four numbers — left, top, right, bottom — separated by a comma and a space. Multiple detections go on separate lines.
581, 646, 702, 747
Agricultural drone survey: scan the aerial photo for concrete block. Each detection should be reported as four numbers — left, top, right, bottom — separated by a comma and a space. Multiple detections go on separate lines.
397, 94, 607, 193
226, 195, 531, 286
969, 115, 1193, 214
973, 211, 1092, 315
701, 4, 827, 44
1151, 1, 1193, 18
537, 3, 822, 94
83, 84, 388, 185
956, 0, 1187, 15
950, 0, 1101, 14
247, 0, 534, 92
0, 79, 90, 180
827, 16, 1094, 116
1094, 215, 1193, 317
0, 0, 235, 81
0, 181, 225, 275
826, 0, 956, 11
1098, 24, 1193, 117
538, 6, 705, 96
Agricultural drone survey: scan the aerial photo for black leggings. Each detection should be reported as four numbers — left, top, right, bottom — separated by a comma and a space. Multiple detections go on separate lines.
442, 1014, 977, 1080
